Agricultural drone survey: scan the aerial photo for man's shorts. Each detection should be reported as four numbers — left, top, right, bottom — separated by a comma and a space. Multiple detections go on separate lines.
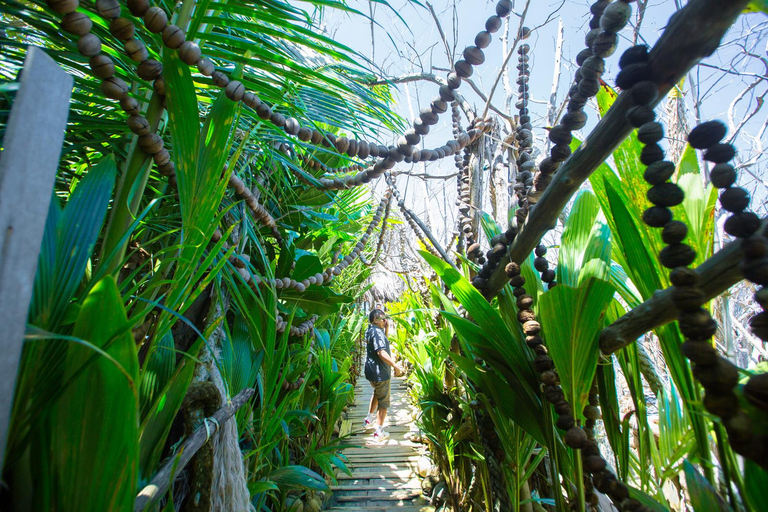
370, 379, 391, 410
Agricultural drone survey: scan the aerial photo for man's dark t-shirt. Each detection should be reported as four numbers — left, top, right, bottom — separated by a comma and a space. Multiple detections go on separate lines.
364, 324, 390, 382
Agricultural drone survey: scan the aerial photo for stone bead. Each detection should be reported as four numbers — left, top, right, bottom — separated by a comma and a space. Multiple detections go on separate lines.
153, 77, 165, 95
47, 0, 78, 14
120, 96, 139, 115
210, 71, 227, 88
197, 58, 215, 76
152, 148, 171, 166
139, 133, 164, 154
89, 53, 115, 79
144, 6, 168, 33
77, 33, 102, 57
127, 115, 150, 135
101, 76, 128, 100
127, 0, 149, 16
61, 12, 93, 36
225, 80, 245, 102
124, 38, 148, 62
179, 41, 201, 65
162, 24, 185, 49
137, 59, 163, 81
96, 0, 121, 19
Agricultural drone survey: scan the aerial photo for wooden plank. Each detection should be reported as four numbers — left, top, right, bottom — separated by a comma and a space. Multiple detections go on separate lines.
331, 483, 423, 492
336, 469, 417, 480
327, 507, 434, 512
0, 46, 73, 463
337, 491, 421, 501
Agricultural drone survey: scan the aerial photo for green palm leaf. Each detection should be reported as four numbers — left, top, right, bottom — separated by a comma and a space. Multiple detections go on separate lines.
50, 276, 139, 510
538, 277, 615, 421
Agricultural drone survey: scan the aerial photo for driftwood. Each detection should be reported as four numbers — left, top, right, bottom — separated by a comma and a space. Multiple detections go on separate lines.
133, 388, 255, 512
600, 219, 767, 354
482, 0, 752, 300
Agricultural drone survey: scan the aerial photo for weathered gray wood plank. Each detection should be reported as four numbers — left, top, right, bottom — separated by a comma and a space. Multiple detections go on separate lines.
0, 46, 73, 463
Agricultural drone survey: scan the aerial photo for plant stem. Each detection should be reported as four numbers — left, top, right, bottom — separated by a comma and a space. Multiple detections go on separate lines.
575, 448, 586, 512
98, 93, 164, 277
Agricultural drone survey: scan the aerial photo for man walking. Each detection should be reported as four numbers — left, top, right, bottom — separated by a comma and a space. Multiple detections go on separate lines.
363, 308, 403, 442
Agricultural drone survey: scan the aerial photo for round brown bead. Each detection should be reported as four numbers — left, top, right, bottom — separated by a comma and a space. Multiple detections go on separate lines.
144, 6, 168, 33
119, 96, 139, 115
256, 103, 271, 120
127, 115, 150, 135
688, 120, 727, 150
725, 211, 760, 238
152, 148, 171, 166
522, 320, 540, 335
682, 340, 718, 365
77, 33, 102, 57
659, 243, 696, 269
137, 59, 163, 81
243, 92, 261, 109
89, 54, 115, 79
454, 60, 473, 78
109, 17, 135, 41
157, 161, 175, 176
127, 0, 149, 16
47, 0, 78, 14
101, 76, 128, 100
153, 77, 165, 95
643, 160, 674, 185
671, 285, 705, 312
179, 41, 201, 65
710, 163, 737, 189
61, 11, 93, 36
212, 70, 229, 88
647, 182, 684, 207
704, 143, 737, 164
565, 426, 588, 449
124, 38, 148, 62
196, 58, 215, 77
96, 0, 121, 19
720, 187, 749, 213
270, 112, 286, 128
225, 80, 245, 102
642, 206, 672, 228
161, 24, 185, 49
138, 133, 164, 154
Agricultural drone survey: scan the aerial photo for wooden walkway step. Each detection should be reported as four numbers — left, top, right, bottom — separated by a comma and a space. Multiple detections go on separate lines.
330, 374, 434, 511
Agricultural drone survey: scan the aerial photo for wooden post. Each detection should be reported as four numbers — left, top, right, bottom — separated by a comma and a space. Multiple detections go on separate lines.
134, 388, 255, 512
0, 47, 73, 463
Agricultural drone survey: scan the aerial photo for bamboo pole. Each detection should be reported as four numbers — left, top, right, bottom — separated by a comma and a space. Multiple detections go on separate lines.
482, 0, 752, 300
134, 388, 255, 512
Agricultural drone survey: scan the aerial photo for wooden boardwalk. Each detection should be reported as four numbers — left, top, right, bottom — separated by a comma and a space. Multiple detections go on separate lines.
328, 375, 434, 512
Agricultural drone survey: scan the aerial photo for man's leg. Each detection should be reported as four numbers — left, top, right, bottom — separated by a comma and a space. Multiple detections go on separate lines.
368, 392, 378, 415
376, 379, 391, 429
377, 406, 387, 428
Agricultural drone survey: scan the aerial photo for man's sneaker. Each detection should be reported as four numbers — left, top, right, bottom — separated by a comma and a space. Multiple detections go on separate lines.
363, 417, 375, 430
373, 429, 390, 442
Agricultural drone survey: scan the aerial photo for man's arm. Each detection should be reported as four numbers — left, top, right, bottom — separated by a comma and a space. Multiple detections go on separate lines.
377, 349, 403, 375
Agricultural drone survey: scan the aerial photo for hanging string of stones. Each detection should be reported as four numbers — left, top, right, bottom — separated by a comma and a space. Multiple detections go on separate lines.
624, 74, 768, 469
361, 193, 393, 268
489, 2, 652, 511
472, 0, 627, 298
512, 36, 533, 228
53, 0, 502, 233
504, 257, 646, 512
387, 179, 442, 259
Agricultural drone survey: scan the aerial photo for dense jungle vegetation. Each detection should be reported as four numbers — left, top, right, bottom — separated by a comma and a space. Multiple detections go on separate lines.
1, 0, 767, 511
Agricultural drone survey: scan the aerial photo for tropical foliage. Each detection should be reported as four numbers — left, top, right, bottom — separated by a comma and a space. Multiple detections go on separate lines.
1, 0, 404, 510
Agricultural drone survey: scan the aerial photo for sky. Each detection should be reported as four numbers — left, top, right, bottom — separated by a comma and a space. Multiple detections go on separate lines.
316, 1, 768, 251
